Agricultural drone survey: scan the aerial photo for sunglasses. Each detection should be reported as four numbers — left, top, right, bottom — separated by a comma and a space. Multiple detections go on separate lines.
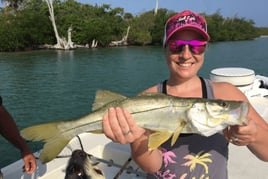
168, 40, 207, 55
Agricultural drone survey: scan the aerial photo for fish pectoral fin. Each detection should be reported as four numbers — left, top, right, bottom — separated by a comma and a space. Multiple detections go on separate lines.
148, 131, 172, 151
171, 121, 186, 146
206, 117, 225, 127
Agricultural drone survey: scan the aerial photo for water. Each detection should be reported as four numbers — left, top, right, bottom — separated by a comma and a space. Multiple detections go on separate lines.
0, 37, 268, 168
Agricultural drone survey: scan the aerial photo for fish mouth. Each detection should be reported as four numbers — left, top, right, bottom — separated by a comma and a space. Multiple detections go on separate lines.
230, 101, 249, 125
241, 102, 249, 124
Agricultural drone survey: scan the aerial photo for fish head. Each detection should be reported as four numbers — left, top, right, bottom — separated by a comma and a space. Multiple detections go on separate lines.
187, 99, 249, 136
205, 99, 249, 125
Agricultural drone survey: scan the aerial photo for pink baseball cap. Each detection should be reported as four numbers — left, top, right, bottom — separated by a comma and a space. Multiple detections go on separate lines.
163, 10, 210, 46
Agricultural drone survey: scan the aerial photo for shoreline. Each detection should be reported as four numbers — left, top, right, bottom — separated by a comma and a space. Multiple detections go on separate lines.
259, 35, 268, 38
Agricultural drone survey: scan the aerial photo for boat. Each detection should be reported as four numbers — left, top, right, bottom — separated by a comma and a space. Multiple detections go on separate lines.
210, 67, 268, 98
1, 133, 146, 179
1, 67, 268, 179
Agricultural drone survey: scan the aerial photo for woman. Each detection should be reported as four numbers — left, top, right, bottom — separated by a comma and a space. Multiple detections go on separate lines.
0, 96, 36, 175
102, 10, 268, 178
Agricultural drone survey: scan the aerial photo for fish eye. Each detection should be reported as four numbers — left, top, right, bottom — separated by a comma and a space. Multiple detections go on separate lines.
219, 101, 228, 108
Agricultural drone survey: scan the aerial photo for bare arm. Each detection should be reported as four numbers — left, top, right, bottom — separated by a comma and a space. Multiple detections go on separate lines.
0, 104, 37, 174
0, 106, 30, 154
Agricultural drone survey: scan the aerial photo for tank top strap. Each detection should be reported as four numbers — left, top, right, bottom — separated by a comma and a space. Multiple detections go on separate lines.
203, 78, 215, 99
199, 77, 207, 98
157, 80, 167, 94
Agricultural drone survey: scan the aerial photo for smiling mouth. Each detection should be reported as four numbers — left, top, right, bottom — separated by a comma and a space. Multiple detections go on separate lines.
177, 62, 194, 67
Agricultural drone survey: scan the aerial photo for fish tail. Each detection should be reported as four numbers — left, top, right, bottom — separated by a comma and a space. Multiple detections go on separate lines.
21, 122, 72, 163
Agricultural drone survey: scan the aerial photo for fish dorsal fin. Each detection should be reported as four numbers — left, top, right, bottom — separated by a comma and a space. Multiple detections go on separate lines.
92, 90, 126, 111
148, 130, 173, 151
171, 121, 186, 146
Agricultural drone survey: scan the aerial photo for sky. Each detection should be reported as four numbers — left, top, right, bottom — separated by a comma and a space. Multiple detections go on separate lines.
77, 0, 268, 27
0, 0, 267, 27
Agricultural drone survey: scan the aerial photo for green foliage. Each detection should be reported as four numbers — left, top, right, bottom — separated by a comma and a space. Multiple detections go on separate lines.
128, 9, 174, 45
205, 12, 259, 41
256, 27, 268, 36
0, 14, 22, 51
0, 0, 54, 51
0, 0, 264, 51
150, 9, 175, 45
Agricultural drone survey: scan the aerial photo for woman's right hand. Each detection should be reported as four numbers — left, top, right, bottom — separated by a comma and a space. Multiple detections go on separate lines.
102, 107, 146, 144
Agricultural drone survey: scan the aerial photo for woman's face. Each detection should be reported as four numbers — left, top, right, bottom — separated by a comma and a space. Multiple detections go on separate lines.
165, 30, 207, 80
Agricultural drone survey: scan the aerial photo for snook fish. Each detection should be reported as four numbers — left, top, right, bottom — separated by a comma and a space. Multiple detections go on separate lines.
21, 90, 249, 163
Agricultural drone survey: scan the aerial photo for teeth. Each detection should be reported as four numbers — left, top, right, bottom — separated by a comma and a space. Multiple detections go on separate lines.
178, 63, 192, 67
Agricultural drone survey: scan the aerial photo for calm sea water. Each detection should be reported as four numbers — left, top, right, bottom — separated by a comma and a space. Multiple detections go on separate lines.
0, 37, 268, 168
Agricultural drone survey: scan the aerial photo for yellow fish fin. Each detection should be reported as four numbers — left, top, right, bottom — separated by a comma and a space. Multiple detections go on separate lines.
148, 131, 173, 151
171, 121, 186, 146
92, 90, 127, 111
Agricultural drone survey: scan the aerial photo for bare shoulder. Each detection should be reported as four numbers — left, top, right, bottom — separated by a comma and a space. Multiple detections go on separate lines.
143, 85, 158, 93
212, 81, 248, 101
